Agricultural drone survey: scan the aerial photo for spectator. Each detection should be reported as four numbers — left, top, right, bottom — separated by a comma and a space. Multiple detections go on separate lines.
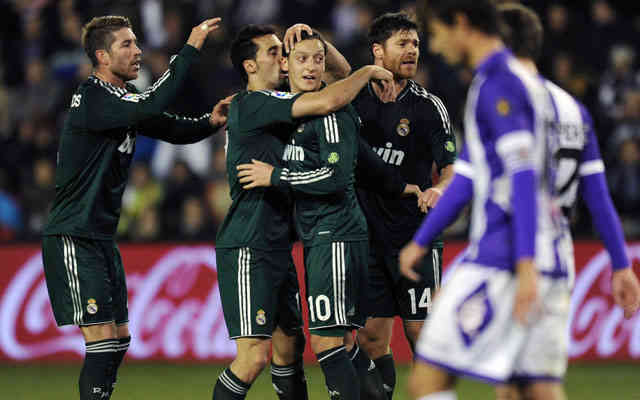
607, 138, 640, 236
118, 162, 163, 238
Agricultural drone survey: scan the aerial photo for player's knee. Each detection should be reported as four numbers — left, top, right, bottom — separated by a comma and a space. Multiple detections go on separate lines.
404, 323, 422, 346
495, 384, 522, 400
236, 339, 271, 376
357, 327, 389, 359
310, 334, 343, 355
81, 322, 117, 343
272, 329, 305, 365
408, 362, 454, 397
524, 382, 566, 400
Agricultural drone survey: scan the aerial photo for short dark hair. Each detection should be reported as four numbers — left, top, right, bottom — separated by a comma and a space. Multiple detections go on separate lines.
498, 3, 543, 62
81, 16, 132, 67
230, 25, 277, 83
283, 29, 327, 58
424, 0, 501, 35
368, 12, 419, 48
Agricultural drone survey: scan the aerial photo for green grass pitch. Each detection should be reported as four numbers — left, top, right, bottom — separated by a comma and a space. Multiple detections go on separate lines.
2, 362, 638, 399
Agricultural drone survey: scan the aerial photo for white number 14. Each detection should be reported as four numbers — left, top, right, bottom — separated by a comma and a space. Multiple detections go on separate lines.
408, 287, 431, 315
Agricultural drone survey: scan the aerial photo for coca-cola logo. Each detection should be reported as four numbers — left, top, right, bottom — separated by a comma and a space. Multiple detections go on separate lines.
569, 244, 640, 359
0, 246, 237, 360
1, 243, 639, 361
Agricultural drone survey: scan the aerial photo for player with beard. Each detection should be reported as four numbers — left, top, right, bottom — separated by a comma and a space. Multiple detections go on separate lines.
41, 15, 226, 400
352, 13, 456, 399
213, 24, 398, 400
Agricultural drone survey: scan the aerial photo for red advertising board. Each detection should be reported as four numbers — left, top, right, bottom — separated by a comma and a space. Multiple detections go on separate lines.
0, 242, 638, 363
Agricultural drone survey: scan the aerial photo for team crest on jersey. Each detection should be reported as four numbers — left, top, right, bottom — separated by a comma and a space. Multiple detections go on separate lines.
396, 118, 410, 136
445, 141, 455, 152
270, 90, 295, 99
328, 152, 340, 164
256, 309, 267, 325
456, 282, 492, 346
121, 93, 141, 103
87, 298, 98, 315
496, 99, 510, 116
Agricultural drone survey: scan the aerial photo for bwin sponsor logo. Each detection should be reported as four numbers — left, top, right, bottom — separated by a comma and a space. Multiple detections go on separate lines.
372, 142, 405, 166
283, 142, 305, 161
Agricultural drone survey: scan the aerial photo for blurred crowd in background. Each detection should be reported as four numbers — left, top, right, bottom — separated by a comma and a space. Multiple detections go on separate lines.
1, 0, 639, 242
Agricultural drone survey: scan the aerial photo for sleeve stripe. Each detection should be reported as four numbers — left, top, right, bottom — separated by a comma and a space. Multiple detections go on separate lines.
427, 93, 451, 136
408, 82, 451, 136
453, 160, 475, 179
324, 114, 339, 143
281, 168, 334, 184
579, 159, 605, 176
282, 167, 333, 181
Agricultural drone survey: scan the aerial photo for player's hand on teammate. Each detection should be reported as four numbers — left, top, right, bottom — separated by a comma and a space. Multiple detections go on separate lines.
399, 241, 428, 282
209, 94, 235, 129
403, 184, 422, 198
237, 159, 275, 189
513, 258, 539, 324
284, 23, 313, 54
418, 187, 443, 213
186, 17, 222, 50
367, 66, 396, 102
611, 267, 640, 319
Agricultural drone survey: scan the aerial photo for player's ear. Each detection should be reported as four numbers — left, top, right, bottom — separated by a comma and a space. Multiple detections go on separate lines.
453, 12, 470, 32
95, 49, 110, 66
243, 59, 257, 75
372, 43, 384, 61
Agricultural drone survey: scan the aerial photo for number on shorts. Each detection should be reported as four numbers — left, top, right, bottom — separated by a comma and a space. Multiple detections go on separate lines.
408, 287, 431, 315
308, 295, 331, 322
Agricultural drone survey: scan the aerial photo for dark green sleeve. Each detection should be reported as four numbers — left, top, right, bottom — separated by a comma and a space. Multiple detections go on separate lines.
355, 135, 406, 196
237, 90, 302, 133
271, 112, 355, 195
426, 95, 457, 171
86, 45, 200, 131
138, 112, 216, 144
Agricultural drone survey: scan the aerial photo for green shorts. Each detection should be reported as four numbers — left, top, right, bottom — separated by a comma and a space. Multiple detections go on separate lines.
42, 235, 129, 327
304, 240, 368, 335
216, 247, 303, 339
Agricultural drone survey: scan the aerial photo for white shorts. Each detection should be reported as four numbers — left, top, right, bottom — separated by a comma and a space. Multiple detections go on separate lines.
415, 263, 570, 384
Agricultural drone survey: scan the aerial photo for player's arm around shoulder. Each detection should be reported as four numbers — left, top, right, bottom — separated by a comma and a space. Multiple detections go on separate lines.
291, 65, 394, 118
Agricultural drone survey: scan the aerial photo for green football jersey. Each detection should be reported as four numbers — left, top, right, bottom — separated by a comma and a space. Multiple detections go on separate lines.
215, 90, 302, 251
271, 104, 368, 246
44, 45, 214, 239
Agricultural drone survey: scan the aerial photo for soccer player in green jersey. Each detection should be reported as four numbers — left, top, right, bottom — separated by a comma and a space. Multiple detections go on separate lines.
213, 24, 394, 400
236, 30, 386, 400
41, 15, 228, 400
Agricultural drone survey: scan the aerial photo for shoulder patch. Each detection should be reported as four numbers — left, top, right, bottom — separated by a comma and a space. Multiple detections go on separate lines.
328, 152, 340, 164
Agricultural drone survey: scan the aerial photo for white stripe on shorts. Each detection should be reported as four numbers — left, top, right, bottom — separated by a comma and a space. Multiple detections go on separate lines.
332, 242, 347, 325
238, 248, 251, 336
63, 236, 82, 324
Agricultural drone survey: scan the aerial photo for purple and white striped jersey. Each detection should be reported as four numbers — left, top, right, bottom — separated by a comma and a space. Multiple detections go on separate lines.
414, 49, 564, 274
545, 79, 629, 270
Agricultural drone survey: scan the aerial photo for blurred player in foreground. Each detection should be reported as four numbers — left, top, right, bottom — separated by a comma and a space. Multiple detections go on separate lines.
400, 0, 561, 398
41, 14, 227, 400
494, 3, 640, 399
